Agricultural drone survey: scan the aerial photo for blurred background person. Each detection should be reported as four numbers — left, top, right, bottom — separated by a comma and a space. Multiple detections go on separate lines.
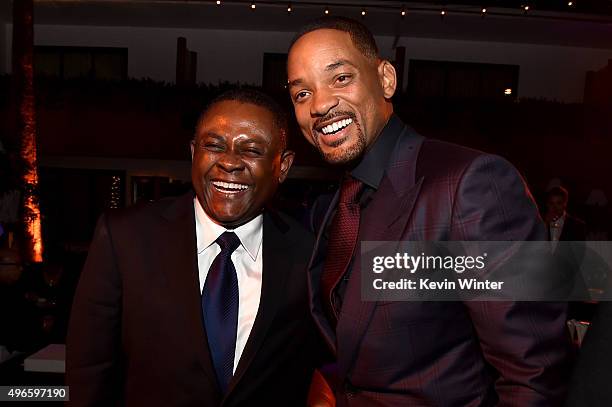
545, 186, 587, 243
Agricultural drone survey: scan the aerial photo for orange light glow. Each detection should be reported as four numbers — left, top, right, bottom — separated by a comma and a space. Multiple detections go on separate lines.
21, 90, 44, 262
24, 196, 43, 262
15, 1, 44, 263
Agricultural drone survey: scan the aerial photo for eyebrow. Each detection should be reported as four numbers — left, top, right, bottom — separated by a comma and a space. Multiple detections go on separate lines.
237, 136, 268, 146
287, 78, 303, 88
198, 130, 270, 145
288, 59, 357, 89
325, 59, 355, 72
199, 131, 224, 140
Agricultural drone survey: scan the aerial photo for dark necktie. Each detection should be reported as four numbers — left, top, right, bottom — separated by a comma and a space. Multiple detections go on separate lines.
202, 231, 241, 393
321, 176, 363, 328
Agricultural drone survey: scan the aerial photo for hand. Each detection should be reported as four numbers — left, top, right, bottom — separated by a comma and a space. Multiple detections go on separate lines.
307, 369, 335, 407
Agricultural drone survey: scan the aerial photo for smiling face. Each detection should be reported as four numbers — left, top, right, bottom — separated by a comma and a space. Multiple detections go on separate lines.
287, 28, 396, 165
191, 100, 294, 228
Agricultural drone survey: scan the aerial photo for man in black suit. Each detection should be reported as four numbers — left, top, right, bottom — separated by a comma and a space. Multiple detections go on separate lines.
544, 187, 590, 317
545, 186, 587, 242
67, 89, 320, 406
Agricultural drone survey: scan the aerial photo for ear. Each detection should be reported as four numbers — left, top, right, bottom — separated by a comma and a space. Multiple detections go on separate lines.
278, 150, 295, 184
377, 60, 397, 99
190, 140, 195, 160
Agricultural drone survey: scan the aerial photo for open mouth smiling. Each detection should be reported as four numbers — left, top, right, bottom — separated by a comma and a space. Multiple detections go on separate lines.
211, 181, 250, 194
317, 117, 354, 136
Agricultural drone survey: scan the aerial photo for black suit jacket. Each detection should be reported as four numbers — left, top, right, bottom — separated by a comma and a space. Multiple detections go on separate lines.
566, 301, 612, 406
67, 192, 320, 406
560, 214, 587, 241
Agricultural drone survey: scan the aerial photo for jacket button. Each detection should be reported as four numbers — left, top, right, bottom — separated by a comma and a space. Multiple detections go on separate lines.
345, 382, 356, 398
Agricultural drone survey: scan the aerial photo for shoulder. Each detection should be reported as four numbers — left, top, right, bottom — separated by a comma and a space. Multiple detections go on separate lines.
419, 138, 484, 160
418, 139, 497, 173
416, 138, 523, 185
103, 193, 192, 231
567, 214, 586, 225
266, 210, 314, 250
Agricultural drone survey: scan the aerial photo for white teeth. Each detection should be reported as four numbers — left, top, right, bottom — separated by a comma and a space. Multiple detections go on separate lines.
320, 118, 353, 135
212, 181, 249, 191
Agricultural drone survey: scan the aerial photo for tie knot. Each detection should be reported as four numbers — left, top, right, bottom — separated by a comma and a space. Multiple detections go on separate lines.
216, 231, 241, 254
339, 177, 363, 204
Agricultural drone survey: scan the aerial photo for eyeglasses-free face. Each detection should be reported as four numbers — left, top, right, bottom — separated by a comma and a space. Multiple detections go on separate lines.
191, 100, 294, 228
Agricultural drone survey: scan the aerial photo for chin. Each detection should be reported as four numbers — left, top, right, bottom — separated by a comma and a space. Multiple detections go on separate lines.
321, 145, 364, 165
209, 211, 247, 227
322, 153, 353, 165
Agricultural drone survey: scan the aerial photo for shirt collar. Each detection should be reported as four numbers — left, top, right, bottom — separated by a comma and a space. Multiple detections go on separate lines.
194, 197, 263, 261
350, 114, 404, 189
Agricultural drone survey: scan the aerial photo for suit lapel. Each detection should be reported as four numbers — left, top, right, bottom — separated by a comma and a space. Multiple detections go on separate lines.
159, 192, 218, 390
336, 127, 425, 378
224, 211, 292, 398
307, 191, 340, 354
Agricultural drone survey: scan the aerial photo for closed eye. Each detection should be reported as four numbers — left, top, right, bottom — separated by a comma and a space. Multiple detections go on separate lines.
203, 143, 224, 152
243, 148, 263, 157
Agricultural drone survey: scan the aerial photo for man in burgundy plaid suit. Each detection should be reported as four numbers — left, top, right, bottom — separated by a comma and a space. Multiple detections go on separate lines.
287, 17, 572, 406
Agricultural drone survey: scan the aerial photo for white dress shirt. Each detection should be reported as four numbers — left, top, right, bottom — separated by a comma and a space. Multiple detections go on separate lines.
549, 213, 566, 242
194, 198, 263, 374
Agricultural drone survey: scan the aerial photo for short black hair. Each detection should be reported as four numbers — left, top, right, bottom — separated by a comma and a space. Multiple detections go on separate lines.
547, 186, 569, 202
196, 88, 288, 151
289, 16, 379, 60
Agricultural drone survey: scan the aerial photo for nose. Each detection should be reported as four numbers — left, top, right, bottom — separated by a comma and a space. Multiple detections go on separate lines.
217, 151, 245, 173
310, 88, 339, 117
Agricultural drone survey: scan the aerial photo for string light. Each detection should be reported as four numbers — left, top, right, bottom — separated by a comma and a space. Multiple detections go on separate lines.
197, 2, 590, 21
504, 88, 513, 95
110, 176, 121, 209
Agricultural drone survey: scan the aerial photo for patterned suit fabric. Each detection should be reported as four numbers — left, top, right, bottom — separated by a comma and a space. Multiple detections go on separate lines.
202, 231, 241, 393
321, 177, 363, 328
307, 116, 571, 407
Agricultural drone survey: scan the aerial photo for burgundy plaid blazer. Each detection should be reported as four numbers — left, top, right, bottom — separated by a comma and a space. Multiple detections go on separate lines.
307, 122, 572, 406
